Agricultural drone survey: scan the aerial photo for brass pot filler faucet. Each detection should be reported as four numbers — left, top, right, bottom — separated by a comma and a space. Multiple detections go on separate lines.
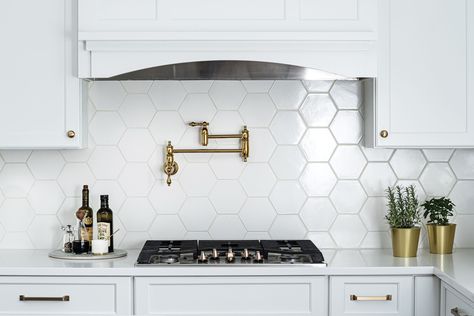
164, 122, 249, 186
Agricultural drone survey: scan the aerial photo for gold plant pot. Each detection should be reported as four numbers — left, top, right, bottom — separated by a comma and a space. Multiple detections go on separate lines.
391, 227, 421, 257
426, 223, 456, 254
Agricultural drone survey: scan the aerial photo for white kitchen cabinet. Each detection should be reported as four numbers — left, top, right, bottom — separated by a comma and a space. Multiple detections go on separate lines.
369, 0, 474, 147
441, 282, 474, 316
0, 276, 132, 315
135, 276, 328, 315
77, 0, 377, 78
415, 276, 440, 316
330, 275, 414, 316
0, 0, 85, 149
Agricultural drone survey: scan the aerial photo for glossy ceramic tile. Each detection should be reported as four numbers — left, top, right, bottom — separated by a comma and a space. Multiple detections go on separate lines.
419, 163, 456, 197
89, 81, 126, 111
269, 81, 306, 110
300, 198, 337, 231
330, 215, 367, 248
239, 198, 276, 231
330, 181, 367, 214
269, 146, 306, 180
270, 181, 307, 214
299, 94, 337, 127
209, 81, 246, 110
2, 80, 474, 249
330, 145, 367, 179
119, 94, 156, 128
390, 149, 426, 179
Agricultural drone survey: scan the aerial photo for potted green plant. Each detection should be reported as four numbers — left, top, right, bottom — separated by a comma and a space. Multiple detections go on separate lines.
385, 185, 421, 257
422, 197, 456, 254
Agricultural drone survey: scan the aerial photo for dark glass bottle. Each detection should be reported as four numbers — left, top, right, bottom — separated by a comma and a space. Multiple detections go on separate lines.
97, 195, 113, 252
78, 185, 93, 246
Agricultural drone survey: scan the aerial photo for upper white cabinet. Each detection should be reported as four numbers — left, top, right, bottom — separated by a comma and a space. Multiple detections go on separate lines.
372, 0, 474, 147
77, 0, 378, 78
0, 0, 84, 149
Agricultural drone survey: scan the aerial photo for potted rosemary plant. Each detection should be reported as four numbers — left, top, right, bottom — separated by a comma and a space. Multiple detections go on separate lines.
385, 185, 421, 257
422, 197, 456, 254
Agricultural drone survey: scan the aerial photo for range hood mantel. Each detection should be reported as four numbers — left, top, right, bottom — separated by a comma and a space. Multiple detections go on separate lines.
97, 61, 356, 81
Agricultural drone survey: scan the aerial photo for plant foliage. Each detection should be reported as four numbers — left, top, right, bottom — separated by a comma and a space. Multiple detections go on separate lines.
421, 197, 455, 225
385, 185, 420, 228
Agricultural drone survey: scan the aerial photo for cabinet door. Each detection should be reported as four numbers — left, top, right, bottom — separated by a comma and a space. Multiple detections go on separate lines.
415, 276, 440, 316
0, 276, 132, 315
441, 282, 474, 316
330, 275, 414, 316
374, 0, 474, 147
135, 276, 328, 315
0, 0, 84, 149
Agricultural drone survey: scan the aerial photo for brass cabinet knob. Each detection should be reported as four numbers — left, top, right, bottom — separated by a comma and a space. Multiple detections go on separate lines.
67, 130, 76, 138
380, 130, 389, 138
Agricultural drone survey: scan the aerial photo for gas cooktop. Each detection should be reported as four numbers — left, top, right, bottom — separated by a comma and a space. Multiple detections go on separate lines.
136, 240, 326, 266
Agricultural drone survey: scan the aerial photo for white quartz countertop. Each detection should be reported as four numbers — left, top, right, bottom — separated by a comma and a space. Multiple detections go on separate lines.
0, 248, 473, 301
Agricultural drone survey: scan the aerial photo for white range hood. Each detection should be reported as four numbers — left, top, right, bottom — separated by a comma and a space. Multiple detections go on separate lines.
78, 0, 378, 80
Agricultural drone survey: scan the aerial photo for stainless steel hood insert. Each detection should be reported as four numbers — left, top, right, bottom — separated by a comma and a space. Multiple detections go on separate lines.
97, 61, 355, 81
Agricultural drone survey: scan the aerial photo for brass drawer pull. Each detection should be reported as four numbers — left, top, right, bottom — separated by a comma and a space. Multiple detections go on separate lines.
350, 295, 392, 301
19, 295, 70, 302
451, 307, 470, 316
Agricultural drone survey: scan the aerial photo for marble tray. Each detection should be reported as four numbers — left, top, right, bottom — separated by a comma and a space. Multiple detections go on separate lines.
48, 249, 127, 260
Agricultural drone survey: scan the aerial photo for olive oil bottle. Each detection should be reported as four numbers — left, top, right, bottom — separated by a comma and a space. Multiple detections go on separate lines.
77, 185, 93, 245
97, 195, 113, 252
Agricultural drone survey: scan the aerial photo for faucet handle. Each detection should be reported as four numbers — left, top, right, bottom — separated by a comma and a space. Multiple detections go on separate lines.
188, 121, 209, 127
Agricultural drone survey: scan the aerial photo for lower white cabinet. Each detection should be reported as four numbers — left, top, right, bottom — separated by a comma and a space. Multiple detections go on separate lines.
0, 276, 132, 315
134, 276, 328, 315
441, 282, 474, 316
330, 276, 414, 316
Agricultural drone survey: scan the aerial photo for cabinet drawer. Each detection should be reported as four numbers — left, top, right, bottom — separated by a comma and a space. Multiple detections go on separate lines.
330, 276, 413, 316
135, 276, 328, 315
442, 282, 474, 316
0, 276, 132, 315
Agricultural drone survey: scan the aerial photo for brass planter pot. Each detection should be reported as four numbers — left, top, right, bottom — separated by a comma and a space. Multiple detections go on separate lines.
391, 227, 421, 257
426, 223, 456, 254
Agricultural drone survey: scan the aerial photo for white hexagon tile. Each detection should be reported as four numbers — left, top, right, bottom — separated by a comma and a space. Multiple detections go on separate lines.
1, 80, 474, 249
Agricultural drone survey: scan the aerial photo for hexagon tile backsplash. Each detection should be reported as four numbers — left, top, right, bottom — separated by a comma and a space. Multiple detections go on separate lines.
0, 80, 474, 249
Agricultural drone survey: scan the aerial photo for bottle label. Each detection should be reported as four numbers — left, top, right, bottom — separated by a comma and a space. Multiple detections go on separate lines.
97, 222, 111, 247
80, 227, 93, 242
83, 216, 93, 226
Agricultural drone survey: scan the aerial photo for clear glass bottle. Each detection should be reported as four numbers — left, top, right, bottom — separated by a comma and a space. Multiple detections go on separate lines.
61, 225, 74, 253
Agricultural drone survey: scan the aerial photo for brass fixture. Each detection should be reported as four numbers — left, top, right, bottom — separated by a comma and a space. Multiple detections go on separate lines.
19, 295, 70, 302
67, 130, 76, 138
380, 130, 389, 138
350, 295, 392, 301
164, 122, 249, 186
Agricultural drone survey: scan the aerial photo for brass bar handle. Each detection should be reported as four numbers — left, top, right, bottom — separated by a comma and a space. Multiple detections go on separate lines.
208, 134, 242, 139
19, 295, 70, 302
350, 295, 392, 301
451, 307, 470, 316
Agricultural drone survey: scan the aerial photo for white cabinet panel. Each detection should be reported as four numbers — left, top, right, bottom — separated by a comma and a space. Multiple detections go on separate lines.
441, 282, 474, 316
0, 0, 84, 149
135, 276, 328, 315
374, 0, 474, 147
0, 276, 132, 315
415, 276, 440, 316
330, 276, 414, 316
79, 0, 377, 32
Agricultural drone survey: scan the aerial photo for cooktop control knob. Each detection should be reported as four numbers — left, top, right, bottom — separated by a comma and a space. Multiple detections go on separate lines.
226, 248, 235, 262
211, 248, 219, 260
242, 248, 250, 260
254, 250, 263, 263
198, 251, 208, 263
